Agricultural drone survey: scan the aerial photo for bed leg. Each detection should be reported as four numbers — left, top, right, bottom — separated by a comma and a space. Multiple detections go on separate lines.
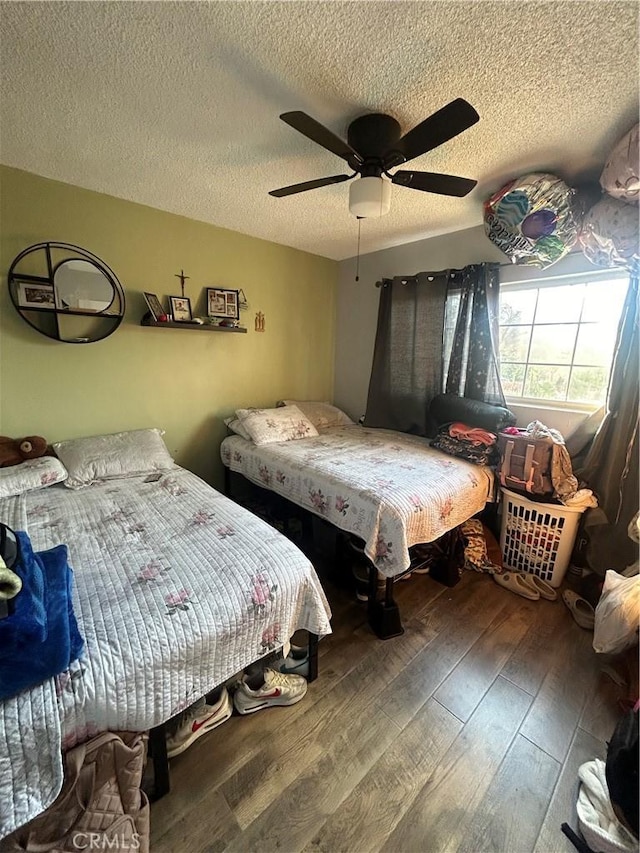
367, 567, 404, 640
307, 631, 319, 682
148, 723, 171, 801
300, 508, 314, 547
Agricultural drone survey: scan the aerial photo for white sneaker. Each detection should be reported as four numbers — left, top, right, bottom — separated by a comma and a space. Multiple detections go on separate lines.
275, 644, 309, 678
166, 688, 233, 758
233, 667, 307, 715
352, 563, 385, 602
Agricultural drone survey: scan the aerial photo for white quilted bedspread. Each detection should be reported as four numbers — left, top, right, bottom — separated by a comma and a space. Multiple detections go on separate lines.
0, 467, 331, 838
222, 425, 494, 577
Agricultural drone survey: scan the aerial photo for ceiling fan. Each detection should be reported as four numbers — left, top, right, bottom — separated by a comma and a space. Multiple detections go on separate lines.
269, 98, 480, 218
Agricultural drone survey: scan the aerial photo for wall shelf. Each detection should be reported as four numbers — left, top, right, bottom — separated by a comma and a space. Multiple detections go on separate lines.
141, 316, 247, 333
8, 242, 125, 344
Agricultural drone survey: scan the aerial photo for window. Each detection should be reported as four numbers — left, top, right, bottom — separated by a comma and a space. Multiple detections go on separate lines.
499, 272, 629, 408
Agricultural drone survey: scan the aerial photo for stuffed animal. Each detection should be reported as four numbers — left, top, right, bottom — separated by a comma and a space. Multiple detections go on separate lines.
0, 435, 51, 468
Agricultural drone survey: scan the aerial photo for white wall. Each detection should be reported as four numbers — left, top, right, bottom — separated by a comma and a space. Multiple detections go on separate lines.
334, 223, 596, 436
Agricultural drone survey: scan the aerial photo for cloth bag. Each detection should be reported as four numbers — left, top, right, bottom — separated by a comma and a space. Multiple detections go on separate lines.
2, 731, 149, 852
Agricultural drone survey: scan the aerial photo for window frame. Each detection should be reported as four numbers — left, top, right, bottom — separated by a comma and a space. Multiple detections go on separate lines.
498, 267, 629, 412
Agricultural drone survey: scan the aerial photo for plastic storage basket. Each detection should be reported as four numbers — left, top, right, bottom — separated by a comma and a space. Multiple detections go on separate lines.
499, 488, 586, 587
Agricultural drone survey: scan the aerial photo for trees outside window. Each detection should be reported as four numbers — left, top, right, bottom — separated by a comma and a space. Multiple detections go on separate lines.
498, 274, 629, 407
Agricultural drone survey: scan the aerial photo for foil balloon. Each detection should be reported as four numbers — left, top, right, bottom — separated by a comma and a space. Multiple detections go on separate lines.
484, 172, 580, 268
579, 196, 640, 268
600, 124, 639, 205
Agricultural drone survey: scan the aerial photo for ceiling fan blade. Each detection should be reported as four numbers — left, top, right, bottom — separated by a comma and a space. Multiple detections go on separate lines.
269, 173, 352, 198
392, 170, 477, 197
280, 111, 362, 167
384, 98, 480, 168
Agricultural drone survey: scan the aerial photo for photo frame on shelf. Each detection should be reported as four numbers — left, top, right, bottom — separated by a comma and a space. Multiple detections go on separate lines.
143, 292, 166, 321
207, 287, 239, 320
16, 282, 56, 310
169, 295, 193, 322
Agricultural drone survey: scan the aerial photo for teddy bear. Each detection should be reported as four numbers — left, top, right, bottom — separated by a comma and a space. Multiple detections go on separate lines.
0, 435, 51, 468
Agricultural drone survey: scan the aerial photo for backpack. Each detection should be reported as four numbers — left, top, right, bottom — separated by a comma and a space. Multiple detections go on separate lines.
0, 522, 19, 621
497, 430, 554, 496
0, 522, 19, 568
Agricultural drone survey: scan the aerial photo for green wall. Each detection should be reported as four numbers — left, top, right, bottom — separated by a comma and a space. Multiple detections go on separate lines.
0, 166, 337, 487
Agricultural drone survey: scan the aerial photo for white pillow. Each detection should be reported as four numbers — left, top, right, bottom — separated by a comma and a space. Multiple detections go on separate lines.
280, 400, 354, 430
235, 405, 319, 446
223, 417, 252, 441
0, 456, 68, 498
53, 428, 174, 489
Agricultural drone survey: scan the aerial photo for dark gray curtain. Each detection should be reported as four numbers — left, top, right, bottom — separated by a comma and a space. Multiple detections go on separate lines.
364, 262, 505, 436
578, 269, 639, 574
443, 263, 506, 406
364, 271, 449, 436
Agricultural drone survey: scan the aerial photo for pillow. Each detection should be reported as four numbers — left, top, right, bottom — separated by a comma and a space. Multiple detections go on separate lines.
53, 428, 174, 489
235, 405, 319, 446
0, 456, 68, 499
279, 400, 354, 430
429, 394, 516, 434
223, 417, 252, 441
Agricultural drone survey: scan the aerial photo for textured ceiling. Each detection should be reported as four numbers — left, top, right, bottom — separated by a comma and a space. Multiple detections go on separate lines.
1, 1, 638, 261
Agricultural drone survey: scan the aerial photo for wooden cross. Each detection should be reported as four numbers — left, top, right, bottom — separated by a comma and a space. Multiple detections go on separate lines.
175, 269, 190, 297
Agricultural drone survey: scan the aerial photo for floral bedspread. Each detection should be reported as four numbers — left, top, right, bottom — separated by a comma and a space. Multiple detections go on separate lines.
221, 425, 494, 578
0, 467, 331, 838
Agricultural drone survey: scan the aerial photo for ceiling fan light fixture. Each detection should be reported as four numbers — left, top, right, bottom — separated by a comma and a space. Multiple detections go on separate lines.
349, 176, 391, 218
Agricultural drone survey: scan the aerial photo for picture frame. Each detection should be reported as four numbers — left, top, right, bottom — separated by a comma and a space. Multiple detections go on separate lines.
207, 287, 239, 320
143, 291, 166, 321
16, 282, 56, 310
169, 295, 193, 322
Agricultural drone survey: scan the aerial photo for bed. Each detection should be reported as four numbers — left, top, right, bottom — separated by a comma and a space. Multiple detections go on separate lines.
0, 442, 332, 839
220, 397, 515, 639
221, 424, 494, 579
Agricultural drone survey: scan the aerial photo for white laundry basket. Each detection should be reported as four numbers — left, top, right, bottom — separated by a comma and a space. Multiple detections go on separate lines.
499, 488, 586, 587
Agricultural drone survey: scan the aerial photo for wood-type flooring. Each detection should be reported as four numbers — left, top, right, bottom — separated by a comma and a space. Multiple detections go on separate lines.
151, 553, 625, 853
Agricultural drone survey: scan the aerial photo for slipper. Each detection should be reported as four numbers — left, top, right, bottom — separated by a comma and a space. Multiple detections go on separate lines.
562, 590, 595, 630
493, 571, 540, 600
518, 573, 557, 601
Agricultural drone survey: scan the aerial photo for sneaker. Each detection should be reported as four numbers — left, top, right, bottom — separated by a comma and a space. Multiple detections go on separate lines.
352, 564, 413, 601
275, 644, 309, 678
352, 562, 385, 602
166, 688, 232, 758
233, 667, 307, 715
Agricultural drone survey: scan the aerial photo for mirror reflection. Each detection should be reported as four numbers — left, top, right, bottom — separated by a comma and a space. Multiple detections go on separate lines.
54, 259, 115, 313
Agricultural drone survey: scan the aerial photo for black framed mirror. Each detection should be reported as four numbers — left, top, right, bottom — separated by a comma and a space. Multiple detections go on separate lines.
7, 242, 125, 343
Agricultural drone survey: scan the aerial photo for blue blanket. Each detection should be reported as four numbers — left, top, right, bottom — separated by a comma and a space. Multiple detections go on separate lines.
0, 533, 83, 701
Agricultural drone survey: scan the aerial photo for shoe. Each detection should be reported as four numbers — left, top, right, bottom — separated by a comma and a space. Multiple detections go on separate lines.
493, 571, 540, 600
233, 667, 307, 715
518, 572, 557, 601
562, 589, 595, 630
352, 564, 415, 601
275, 644, 309, 678
166, 688, 232, 758
352, 563, 385, 602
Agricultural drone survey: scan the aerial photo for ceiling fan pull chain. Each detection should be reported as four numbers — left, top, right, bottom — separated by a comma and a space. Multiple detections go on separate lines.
355, 218, 362, 282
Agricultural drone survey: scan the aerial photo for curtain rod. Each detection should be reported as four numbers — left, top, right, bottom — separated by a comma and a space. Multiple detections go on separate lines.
373, 250, 586, 286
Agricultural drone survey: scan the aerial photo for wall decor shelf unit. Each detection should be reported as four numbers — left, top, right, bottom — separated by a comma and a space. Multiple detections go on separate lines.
141, 315, 247, 333
8, 242, 125, 344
